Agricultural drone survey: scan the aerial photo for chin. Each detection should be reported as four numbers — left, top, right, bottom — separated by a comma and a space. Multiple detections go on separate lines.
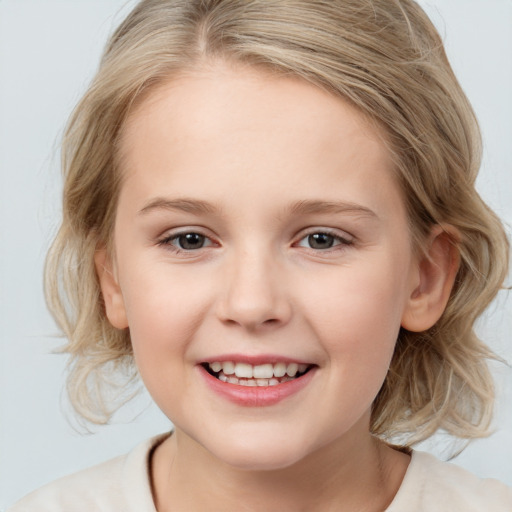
218, 448, 306, 472
201, 427, 316, 472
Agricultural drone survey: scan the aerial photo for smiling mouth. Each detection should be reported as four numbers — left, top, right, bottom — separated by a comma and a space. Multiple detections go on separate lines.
202, 361, 313, 387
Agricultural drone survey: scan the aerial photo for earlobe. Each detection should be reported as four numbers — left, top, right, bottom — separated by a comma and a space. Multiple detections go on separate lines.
94, 249, 129, 329
401, 226, 460, 332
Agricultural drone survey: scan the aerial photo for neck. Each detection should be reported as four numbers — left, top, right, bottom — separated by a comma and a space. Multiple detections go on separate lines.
151, 423, 409, 512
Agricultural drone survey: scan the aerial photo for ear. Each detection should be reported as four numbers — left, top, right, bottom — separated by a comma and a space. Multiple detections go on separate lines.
94, 248, 129, 329
401, 226, 460, 332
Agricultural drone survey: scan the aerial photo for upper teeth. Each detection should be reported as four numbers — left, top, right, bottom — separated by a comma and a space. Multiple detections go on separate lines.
208, 361, 308, 379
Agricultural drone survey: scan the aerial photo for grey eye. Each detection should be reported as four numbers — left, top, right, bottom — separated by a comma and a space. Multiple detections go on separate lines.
176, 233, 207, 250
296, 231, 353, 251
305, 233, 336, 249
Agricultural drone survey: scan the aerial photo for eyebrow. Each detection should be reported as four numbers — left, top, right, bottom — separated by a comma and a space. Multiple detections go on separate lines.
139, 198, 219, 216
289, 200, 378, 218
138, 197, 378, 219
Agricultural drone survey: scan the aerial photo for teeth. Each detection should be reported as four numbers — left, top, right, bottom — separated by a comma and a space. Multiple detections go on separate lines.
253, 364, 274, 379
210, 362, 222, 372
286, 363, 299, 377
222, 361, 235, 375
273, 362, 287, 378
234, 363, 253, 379
208, 360, 311, 384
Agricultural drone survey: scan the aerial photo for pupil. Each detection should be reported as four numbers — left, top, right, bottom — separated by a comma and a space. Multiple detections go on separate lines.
179, 233, 204, 250
309, 233, 334, 249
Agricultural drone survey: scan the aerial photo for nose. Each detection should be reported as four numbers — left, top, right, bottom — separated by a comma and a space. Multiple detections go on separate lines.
215, 247, 292, 331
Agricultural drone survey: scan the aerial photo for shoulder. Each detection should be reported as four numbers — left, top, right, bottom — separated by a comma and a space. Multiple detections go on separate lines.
387, 450, 512, 512
7, 434, 169, 512
8, 454, 127, 512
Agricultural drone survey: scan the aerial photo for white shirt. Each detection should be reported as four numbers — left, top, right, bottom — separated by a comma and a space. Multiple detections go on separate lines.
9, 434, 512, 511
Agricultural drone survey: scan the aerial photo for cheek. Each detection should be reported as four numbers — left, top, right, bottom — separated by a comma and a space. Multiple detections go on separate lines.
299, 256, 410, 379
305, 260, 408, 335
298, 269, 406, 434
119, 266, 214, 368
119, 270, 213, 416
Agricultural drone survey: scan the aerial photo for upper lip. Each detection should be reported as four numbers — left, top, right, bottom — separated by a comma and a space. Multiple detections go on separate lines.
199, 353, 314, 366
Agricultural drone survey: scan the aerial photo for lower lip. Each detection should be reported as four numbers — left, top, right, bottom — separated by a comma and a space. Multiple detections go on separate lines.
199, 366, 316, 407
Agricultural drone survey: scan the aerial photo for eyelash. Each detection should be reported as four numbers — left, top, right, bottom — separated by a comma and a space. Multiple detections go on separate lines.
157, 231, 215, 253
294, 229, 353, 251
156, 229, 353, 253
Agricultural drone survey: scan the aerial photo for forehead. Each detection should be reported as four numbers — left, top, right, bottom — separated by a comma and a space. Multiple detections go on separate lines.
117, 62, 402, 220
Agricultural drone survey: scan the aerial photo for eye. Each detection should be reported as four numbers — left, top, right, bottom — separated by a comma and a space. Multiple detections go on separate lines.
158, 231, 214, 251
296, 231, 352, 250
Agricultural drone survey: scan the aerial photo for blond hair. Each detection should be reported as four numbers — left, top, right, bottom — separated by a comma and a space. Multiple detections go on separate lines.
46, 0, 509, 443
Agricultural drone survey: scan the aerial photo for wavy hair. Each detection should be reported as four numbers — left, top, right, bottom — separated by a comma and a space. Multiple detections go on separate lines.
45, 0, 509, 442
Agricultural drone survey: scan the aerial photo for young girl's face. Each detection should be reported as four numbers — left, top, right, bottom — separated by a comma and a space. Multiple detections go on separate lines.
101, 62, 423, 470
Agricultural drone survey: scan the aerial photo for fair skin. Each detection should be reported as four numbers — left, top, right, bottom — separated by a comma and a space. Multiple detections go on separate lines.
96, 61, 458, 511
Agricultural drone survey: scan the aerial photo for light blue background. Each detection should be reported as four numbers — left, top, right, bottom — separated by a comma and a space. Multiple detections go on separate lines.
1, 0, 511, 507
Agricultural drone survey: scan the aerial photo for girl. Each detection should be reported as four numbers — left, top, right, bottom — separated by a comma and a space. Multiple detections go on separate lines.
9, 0, 512, 510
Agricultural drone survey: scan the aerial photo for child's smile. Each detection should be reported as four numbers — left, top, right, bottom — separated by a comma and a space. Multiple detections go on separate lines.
98, 61, 424, 472
200, 356, 317, 406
